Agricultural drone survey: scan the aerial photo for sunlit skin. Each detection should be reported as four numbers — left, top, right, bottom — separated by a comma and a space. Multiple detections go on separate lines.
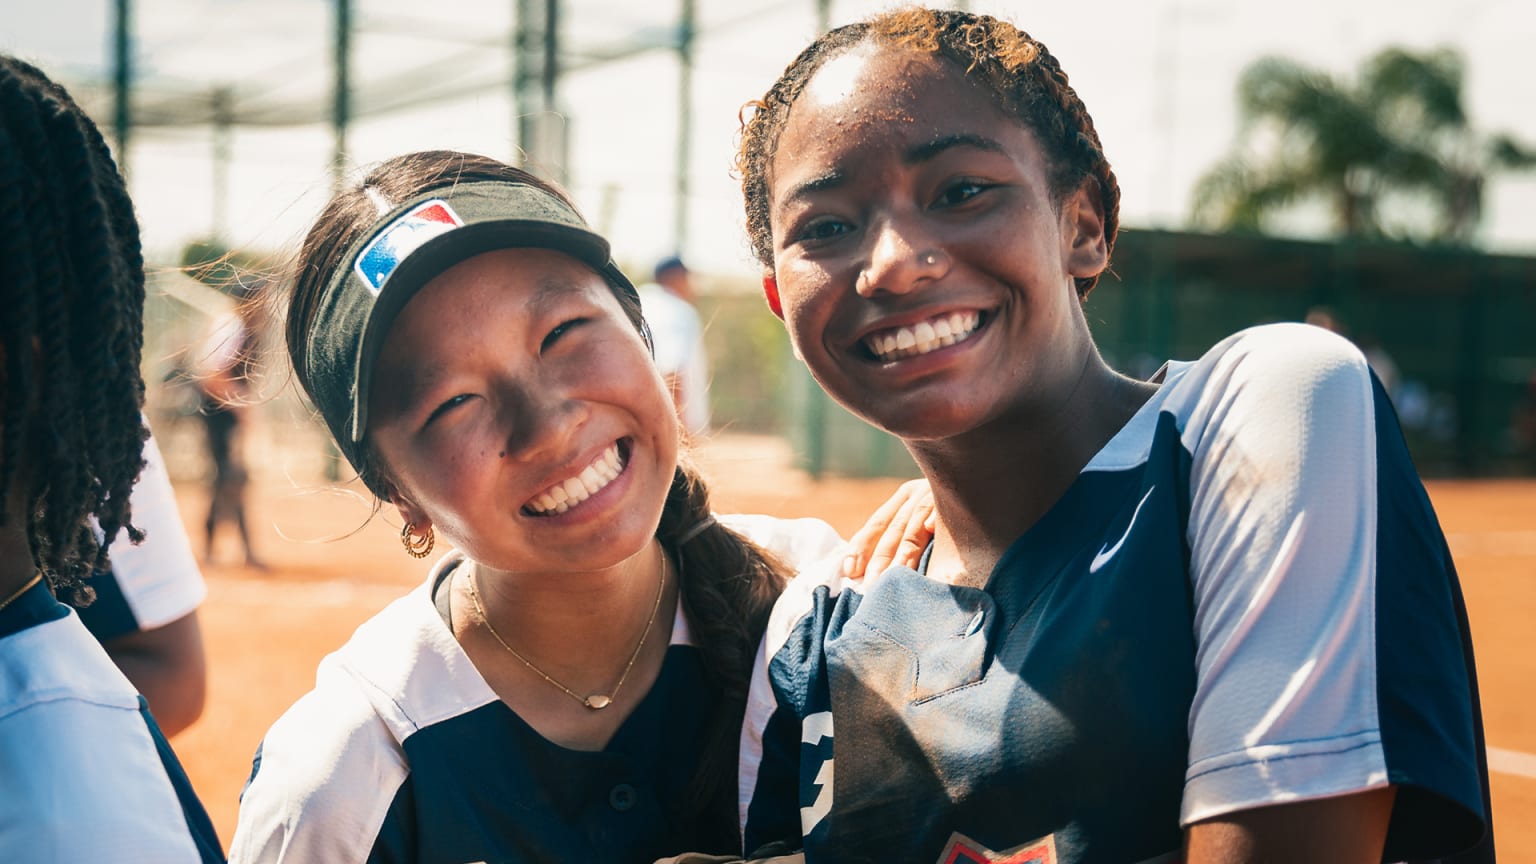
766, 44, 1155, 586
765, 40, 1399, 861
366, 247, 681, 748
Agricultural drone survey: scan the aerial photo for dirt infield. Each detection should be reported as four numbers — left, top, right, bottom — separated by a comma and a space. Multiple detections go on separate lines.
164, 434, 1536, 858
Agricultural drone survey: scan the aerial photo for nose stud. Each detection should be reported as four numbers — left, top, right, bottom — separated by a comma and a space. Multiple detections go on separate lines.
921, 252, 937, 266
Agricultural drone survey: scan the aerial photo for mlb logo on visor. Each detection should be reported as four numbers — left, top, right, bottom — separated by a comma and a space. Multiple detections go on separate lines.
354, 200, 464, 295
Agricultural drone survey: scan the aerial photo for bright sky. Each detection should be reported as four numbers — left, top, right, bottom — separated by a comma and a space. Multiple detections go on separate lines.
3, 0, 1534, 276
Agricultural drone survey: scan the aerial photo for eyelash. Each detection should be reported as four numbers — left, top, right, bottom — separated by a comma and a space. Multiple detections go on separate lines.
424, 394, 471, 428
937, 180, 987, 206
542, 317, 587, 352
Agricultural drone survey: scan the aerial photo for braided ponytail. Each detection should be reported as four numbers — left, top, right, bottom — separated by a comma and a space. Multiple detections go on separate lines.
656, 460, 789, 838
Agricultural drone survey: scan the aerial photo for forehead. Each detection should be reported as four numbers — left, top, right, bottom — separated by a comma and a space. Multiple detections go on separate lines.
770, 44, 1028, 187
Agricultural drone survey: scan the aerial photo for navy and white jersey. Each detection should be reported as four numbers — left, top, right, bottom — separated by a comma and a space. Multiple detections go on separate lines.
231, 514, 843, 864
73, 432, 207, 641
740, 324, 1491, 864
0, 579, 223, 862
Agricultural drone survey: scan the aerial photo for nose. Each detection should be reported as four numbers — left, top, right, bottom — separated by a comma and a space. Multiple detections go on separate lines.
500, 381, 589, 467
857, 214, 950, 298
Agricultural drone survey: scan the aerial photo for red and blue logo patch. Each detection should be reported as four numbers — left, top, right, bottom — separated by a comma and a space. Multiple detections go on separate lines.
937, 832, 1057, 864
354, 200, 464, 295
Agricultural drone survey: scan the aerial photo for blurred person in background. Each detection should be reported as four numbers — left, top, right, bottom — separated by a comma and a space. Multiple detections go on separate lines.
0, 55, 222, 861
195, 280, 266, 569
638, 255, 712, 438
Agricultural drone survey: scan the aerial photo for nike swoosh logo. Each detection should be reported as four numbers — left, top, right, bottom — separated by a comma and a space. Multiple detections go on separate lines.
1089, 486, 1156, 573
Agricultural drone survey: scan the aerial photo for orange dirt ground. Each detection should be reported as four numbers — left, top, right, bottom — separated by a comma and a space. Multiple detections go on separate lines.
162, 433, 1535, 859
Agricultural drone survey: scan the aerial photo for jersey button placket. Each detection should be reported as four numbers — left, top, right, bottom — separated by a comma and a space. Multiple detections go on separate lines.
608, 783, 637, 812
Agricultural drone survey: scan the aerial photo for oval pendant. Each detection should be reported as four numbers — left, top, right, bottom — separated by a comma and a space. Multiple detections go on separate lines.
584, 695, 612, 710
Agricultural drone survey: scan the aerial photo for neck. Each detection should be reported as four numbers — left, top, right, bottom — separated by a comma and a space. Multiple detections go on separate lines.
0, 481, 39, 600
911, 357, 1156, 586
460, 538, 673, 685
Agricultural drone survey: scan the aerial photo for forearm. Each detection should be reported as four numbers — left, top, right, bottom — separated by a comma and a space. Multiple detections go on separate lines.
102, 611, 208, 736
1184, 787, 1395, 864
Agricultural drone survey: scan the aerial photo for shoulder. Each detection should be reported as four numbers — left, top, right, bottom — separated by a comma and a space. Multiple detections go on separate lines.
1, 610, 140, 714
0, 619, 204, 861
231, 579, 495, 863
718, 513, 847, 569
1168, 323, 1370, 408
230, 660, 408, 864
1158, 323, 1375, 453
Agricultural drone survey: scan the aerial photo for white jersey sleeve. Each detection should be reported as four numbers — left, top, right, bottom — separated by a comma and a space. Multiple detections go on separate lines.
107, 431, 207, 629
0, 615, 205, 862
1172, 324, 1467, 825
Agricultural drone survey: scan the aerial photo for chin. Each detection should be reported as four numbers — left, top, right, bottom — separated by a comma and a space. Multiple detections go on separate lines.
839, 396, 984, 444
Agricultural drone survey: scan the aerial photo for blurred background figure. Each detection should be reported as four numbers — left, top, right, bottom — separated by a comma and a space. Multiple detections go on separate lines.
638, 255, 711, 438
194, 279, 266, 570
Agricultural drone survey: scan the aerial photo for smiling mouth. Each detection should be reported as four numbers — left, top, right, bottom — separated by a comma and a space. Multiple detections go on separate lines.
523, 441, 626, 516
863, 310, 982, 362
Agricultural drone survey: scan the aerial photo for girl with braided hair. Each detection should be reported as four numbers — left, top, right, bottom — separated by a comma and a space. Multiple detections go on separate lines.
732, 8, 1492, 863
0, 56, 222, 861
229, 149, 931, 864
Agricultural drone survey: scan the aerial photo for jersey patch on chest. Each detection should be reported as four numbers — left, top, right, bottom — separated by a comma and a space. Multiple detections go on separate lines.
937, 832, 1057, 864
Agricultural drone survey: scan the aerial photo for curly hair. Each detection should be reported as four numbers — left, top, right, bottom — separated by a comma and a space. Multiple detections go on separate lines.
737, 6, 1121, 297
0, 56, 148, 600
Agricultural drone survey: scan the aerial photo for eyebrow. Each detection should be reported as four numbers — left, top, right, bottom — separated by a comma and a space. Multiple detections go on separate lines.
777, 133, 1008, 206
779, 169, 847, 207
907, 133, 1008, 163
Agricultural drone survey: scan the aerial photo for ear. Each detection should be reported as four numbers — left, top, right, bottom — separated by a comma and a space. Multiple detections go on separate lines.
387, 488, 431, 536
761, 272, 785, 320
1062, 181, 1109, 280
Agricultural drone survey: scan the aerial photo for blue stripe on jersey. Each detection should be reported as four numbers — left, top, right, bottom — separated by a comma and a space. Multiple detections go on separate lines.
1370, 375, 1492, 862
140, 696, 226, 863
72, 568, 141, 642
0, 578, 69, 638
363, 644, 735, 864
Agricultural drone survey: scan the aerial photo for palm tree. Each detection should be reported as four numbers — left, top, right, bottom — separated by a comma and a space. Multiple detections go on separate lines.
1193, 47, 1536, 245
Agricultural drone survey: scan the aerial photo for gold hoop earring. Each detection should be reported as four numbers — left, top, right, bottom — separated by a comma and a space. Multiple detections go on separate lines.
401, 522, 435, 558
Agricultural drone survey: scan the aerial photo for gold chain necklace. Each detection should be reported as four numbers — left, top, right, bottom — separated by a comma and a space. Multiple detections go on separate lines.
466, 542, 668, 711
0, 573, 44, 613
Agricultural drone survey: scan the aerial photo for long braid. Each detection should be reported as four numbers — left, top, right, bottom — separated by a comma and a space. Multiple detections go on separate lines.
0, 111, 40, 530
738, 6, 1122, 297
657, 461, 788, 838
0, 56, 148, 596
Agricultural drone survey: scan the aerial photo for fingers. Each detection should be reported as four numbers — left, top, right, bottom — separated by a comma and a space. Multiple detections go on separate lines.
842, 478, 921, 577
864, 485, 935, 580
842, 479, 935, 582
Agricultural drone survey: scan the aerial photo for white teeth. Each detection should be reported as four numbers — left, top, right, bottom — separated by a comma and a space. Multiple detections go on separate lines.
865, 311, 981, 361
526, 444, 624, 516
